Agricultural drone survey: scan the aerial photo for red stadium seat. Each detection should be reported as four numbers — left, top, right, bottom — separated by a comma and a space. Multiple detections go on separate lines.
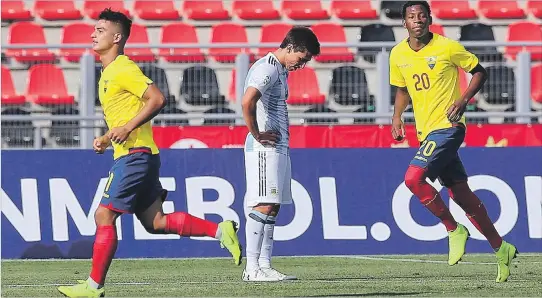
34, 0, 82, 20
233, 0, 280, 20
160, 23, 206, 63
183, 0, 229, 20
478, 1, 525, 19
1, 0, 32, 21
287, 67, 326, 105
259, 23, 292, 58
532, 64, 542, 104
528, 0, 542, 18
431, 0, 477, 19
209, 23, 252, 63
84, 0, 130, 19
6, 22, 55, 63
311, 23, 354, 63
61, 23, 97, 63
330, 0, 378, 20
125, 24, 155, 62
429, 24, 445, 36
134, 0, 180, 20
1, 66, 26, 105
26, 64, 75, 105
506, 22, 542, 61
282, 0, 329, 20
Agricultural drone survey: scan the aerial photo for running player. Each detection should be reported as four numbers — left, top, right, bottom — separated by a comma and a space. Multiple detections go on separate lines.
389, 1, 517, 283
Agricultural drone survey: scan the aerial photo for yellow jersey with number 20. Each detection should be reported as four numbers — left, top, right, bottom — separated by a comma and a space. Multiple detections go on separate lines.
98, 55, 159, 160
389, 33, 479, 141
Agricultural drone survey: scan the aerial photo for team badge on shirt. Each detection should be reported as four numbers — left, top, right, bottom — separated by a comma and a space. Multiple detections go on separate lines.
103, 80, 109, 93
426, 56, 437, 70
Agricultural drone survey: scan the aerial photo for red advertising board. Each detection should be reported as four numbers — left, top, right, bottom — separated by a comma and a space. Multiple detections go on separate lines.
152, 124, 542, 149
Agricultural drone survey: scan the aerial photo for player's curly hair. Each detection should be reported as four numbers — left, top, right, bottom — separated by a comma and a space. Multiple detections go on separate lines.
98, 8, 132, 40
280, 26, 321, 56
402, 1, 432, 19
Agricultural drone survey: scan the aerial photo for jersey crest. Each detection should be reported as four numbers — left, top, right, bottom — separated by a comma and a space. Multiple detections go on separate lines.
426, 56, 437, 70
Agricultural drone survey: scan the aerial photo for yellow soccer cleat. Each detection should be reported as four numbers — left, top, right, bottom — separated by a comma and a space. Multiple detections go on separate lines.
448, 223, 469, 265
495, 241, 518, 283
58, 280, 105, 297
218, 220, 243, 266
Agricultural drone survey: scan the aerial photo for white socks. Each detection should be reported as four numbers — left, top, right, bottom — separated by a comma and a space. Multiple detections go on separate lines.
245, 210, 268, 272
259, 215, 276, 269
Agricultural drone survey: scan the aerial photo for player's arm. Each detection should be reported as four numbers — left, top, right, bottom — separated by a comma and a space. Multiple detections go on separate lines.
446, 42, 488, 122
389, 51, 409, 141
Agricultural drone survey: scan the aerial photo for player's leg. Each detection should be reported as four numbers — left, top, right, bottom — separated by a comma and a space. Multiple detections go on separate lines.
443, 161, 517, 282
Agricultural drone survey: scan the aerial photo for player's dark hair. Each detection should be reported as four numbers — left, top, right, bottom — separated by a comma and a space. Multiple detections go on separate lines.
402, 1, 432, 19
280, 26, 321, 56
98, 8, 132, 40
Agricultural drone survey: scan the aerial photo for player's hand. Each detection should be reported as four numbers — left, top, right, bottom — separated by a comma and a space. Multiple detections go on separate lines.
256, 130, 280, 147
391, 117, 405, 141
447, 99, 468, 123
93, 135, 111, 154
107, 126, 132, 145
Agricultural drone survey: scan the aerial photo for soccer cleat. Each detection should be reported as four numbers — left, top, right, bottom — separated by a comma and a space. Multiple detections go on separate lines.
242, 269, 281, 282
495, 241, 518, 283
261, 267, 298, 281
57, 280, 105, 297
448, 223, 469, 265
218, 220, 242, 266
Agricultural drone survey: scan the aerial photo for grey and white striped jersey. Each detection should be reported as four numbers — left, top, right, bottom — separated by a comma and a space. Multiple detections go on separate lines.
244, 52, 290, 155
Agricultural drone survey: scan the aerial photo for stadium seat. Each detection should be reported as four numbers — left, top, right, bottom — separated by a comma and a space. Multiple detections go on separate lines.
34, 0, 82, 20
50, 106, 80, 146
1, 66, 26, 105
429, 24, 445, 36
478, 0, 525, 19
302, 105, 338, 124
26, 64, 75, 105
155, 107, 190, 126
233, 0, 280, 20
203, 106, 236, 125
431, 0, 477, 19
528, 0, 542, 18
160, 23, 206, 63
83, 0, 130, 19
381, 1, 403, 19
352, 106, 375, 124
479, 66, 516, 105
532, 64, 542, 104
1, 0, 32, 21
139, 64, 176, 106
506, 21, 542, 61
209, 23, 252, 63
311, 23, 354, 63
61, 23, 97, 63
330, 0, 378, 20
179, 66, 226, 106
329, 66, 371, 106
358, 24, 395, 63
258, 23, 292, 58
1, 107, 35, 148
459, 23, 503, 62
125, 24, 155, 62
6, 22, 55, 63
282, 0, 329, 20
287, 67, 326, 105
133, 0, 180, 20
183, 0, 229, 20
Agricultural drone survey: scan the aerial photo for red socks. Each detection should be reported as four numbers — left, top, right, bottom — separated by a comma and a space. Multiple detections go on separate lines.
405, 166, 458, 232
165, 212, 219, 238
90, 225, 118, 285
448, 185, 503, 250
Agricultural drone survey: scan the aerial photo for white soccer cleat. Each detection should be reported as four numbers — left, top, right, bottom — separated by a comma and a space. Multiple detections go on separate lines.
242, 269, 281, 282
260, 267, 297, 281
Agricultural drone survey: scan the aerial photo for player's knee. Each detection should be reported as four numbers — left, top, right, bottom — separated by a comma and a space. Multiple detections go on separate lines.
404, 165, 426, 192
94, 206, 119, 226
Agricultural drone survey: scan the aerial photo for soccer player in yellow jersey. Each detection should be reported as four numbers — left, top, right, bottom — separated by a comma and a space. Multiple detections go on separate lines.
58, 9, 241, 298
389, 1, 517, 283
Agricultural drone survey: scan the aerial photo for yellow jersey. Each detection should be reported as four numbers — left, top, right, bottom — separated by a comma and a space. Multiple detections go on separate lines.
98, 55, 159, 160
389, 33, 479, 141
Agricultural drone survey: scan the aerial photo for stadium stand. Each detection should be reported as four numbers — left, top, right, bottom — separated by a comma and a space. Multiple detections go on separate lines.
124, 23, 155, 62
328, 65, 372, 106
1, 107, 36, 147
282, 0, 330, 20
287, 67, 326, 105
478, 0, 526, 19
83, 0, 131, 19
34, 0, 82, 21
209, 23, 253, 63
506, 21, 542, 61
133, 0, 180, 20
431, 0, 478, 19
358, 23, 395, 63
1, 66, 26, 105
232, 0, 280, 20
61, 22, 97, 63
26, 64, 75, 106
330, 0, 378, 20
160, 23, 206, 63
182, 0, 230, 20
380, 1, 403, 19
311, 23, 355, 63
179, 66, 226, 106
258, 23, 293, 57
459, 23, 503, 62
1, 0, 33, 21
6, 22, 55, 63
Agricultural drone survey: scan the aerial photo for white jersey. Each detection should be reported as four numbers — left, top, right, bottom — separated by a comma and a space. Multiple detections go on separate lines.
244, 53, 289, 155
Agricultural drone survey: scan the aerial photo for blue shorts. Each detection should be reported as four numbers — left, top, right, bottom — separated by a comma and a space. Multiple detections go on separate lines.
409, 125, 468, 187
100, 147, 165, 214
